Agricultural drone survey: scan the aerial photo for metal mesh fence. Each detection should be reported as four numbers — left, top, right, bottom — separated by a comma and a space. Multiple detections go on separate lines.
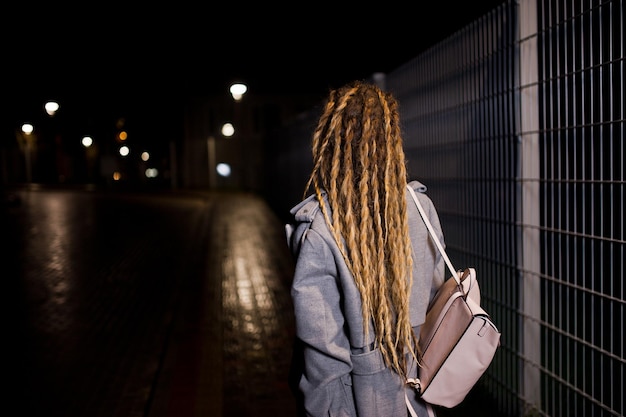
386, 1, 523, 414
386, 0, 624, 415
536, 0, 624, 415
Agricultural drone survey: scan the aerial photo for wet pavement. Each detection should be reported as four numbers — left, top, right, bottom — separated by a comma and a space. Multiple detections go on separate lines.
2, 186, 298, 417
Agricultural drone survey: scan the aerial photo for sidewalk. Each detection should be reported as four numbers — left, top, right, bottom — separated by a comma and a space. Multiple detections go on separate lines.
3, 187, 298, 417
147, 191, 299, 417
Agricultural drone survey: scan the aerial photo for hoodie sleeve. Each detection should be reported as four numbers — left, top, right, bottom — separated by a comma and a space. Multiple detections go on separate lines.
290, 225, 355, 416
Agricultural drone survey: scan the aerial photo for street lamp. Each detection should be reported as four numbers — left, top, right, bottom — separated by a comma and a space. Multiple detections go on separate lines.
81, 136, 93, 147
19, 123, 35, 183
21, 123, 34, 134
229, 83, 247, 101
221, 122, 234, 137
44, 101, 59, 116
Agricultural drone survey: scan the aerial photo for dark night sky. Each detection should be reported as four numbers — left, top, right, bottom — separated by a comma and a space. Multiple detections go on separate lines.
4, 1, 505, 141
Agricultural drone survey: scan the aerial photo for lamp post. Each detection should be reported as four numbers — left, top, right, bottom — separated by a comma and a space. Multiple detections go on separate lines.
19, 123, 35, 183
207, 135, 216, 189
43, 100, 62, 183
82, 136, 99, 183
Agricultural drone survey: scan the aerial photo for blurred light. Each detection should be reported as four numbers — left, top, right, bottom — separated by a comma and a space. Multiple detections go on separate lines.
45, 101, 60, 116
221, 123, 235, 137
81, 136, 93, 147
113, 172, 122, 181
229, 83, 247, 101
22, 123, 34, 134
119, 145, 130, 156
145, 168, 158, 178
118, 131, 128, 141
216, 163, 231, 177
141, 151, 150, 161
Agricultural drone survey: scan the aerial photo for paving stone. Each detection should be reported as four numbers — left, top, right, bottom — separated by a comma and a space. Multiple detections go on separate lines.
3, 188, 297, 417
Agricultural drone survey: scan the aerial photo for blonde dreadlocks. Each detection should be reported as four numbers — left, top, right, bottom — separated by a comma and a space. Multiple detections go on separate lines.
303, 80, 419, 379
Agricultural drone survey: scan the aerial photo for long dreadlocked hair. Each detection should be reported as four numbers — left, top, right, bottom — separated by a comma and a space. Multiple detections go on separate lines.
303, 80, 419, 379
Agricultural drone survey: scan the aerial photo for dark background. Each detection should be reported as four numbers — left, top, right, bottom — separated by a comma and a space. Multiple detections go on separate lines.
4, 2, 505, 127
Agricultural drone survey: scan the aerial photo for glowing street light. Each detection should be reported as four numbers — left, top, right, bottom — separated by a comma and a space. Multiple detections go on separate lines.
81, 136, 93, 147
44, 101, 60, 116
22, 123, 34, 134
216, 162, 231, 177
229, 83, 247, 101
221, 122, 235, 137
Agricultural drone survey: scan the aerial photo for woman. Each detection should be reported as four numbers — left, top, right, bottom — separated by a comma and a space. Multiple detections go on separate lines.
286, 80, 446, 417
